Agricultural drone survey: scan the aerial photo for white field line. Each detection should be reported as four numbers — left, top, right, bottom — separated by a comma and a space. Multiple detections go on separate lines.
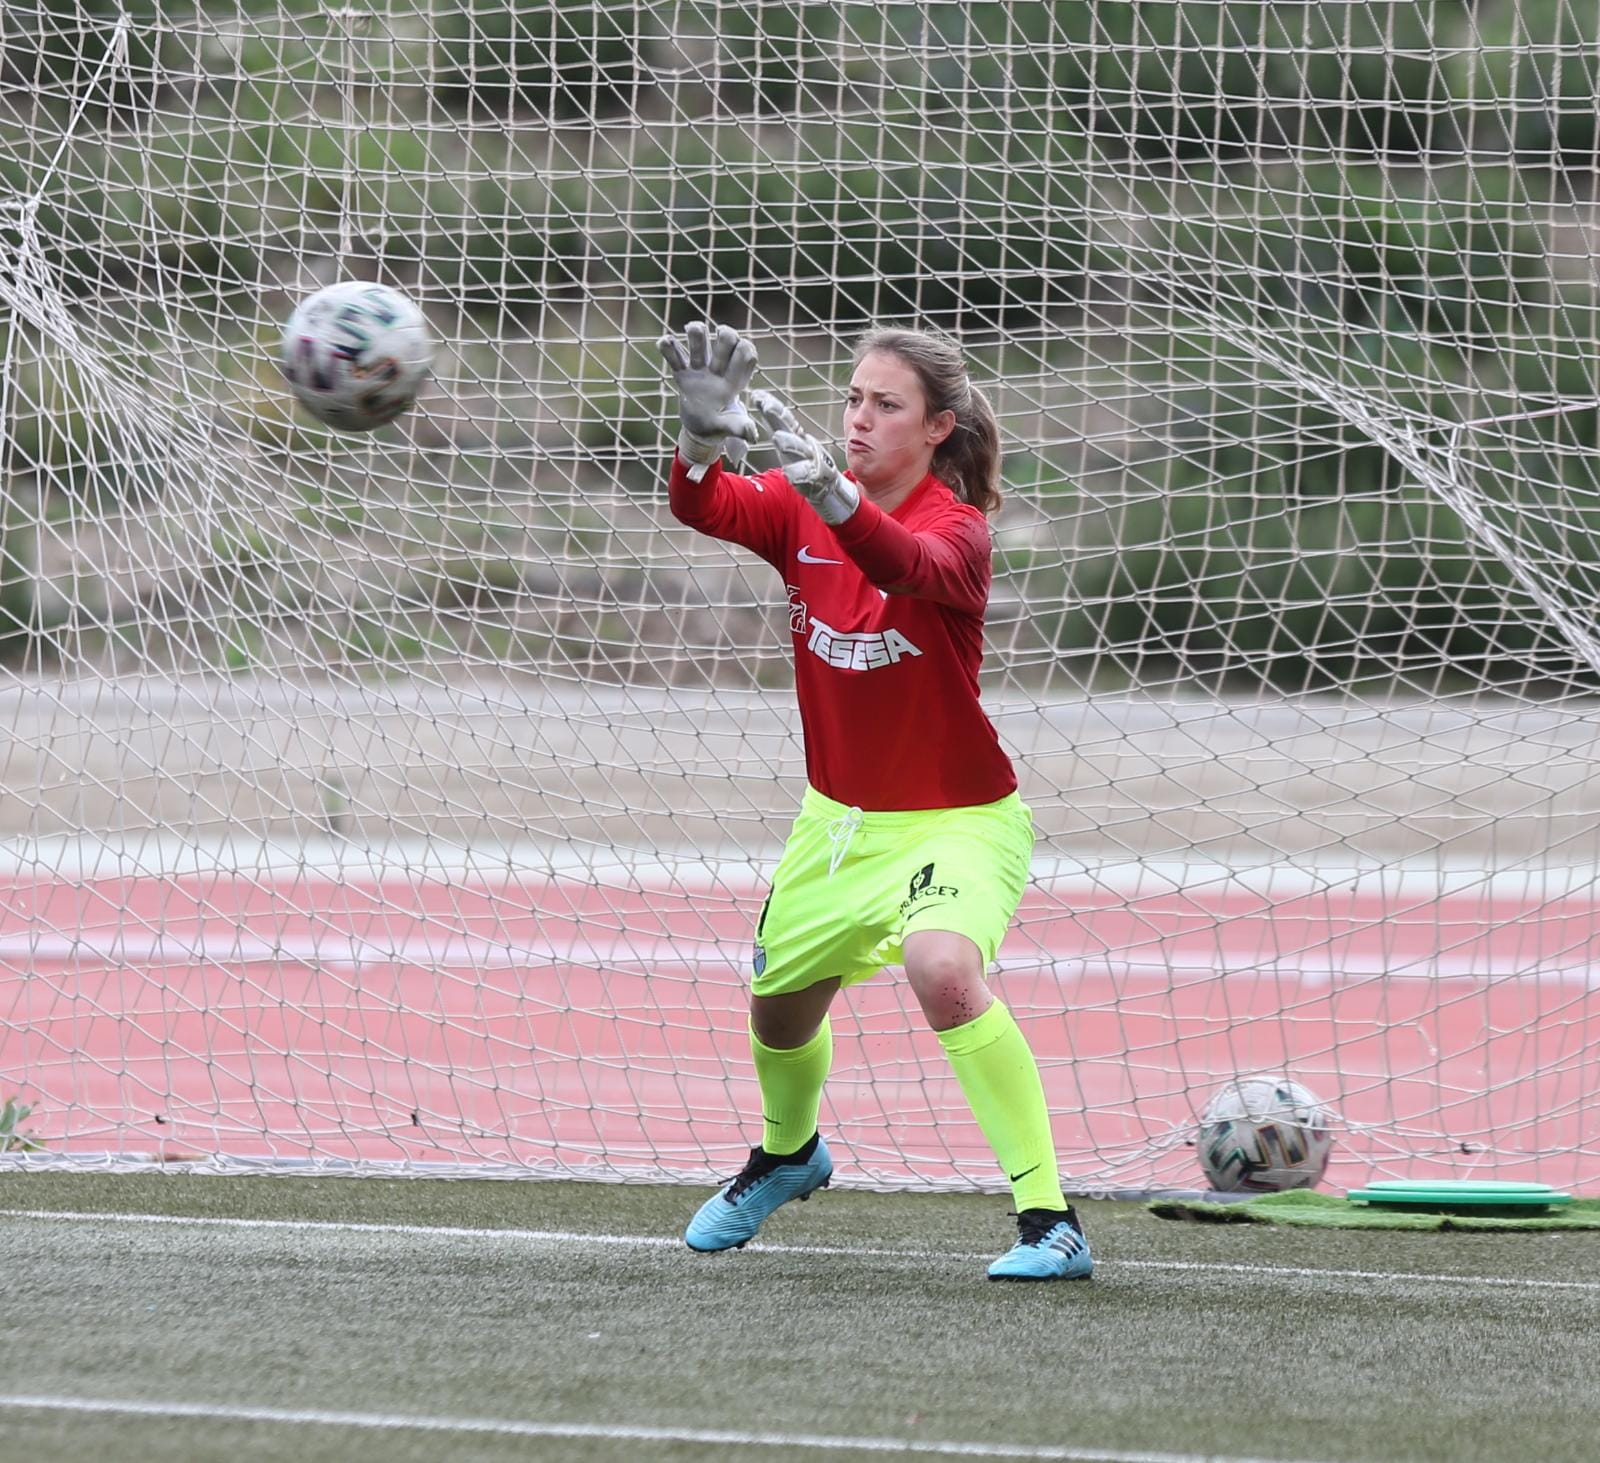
4, 1208, 1597, 1295
0, 1393, 1334, 1463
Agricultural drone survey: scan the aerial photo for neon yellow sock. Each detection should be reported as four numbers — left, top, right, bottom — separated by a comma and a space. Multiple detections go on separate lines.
750, 1018, 831, 1156
937, 998, 1067, 1212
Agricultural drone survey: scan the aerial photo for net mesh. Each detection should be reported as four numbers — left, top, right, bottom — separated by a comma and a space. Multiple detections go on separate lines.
1, 0, 1598, 1189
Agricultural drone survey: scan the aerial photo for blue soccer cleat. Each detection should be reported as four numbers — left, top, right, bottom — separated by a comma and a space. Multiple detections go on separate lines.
684, 1136, 833, 1252
987, 1206, 1094, 1281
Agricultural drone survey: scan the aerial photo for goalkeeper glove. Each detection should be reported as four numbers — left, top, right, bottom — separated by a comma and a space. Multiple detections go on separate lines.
751, 390, 860, 526
658, 322, 759, 480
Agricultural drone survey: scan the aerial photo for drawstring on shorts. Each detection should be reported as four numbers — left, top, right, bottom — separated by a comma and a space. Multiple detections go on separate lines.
825, 805, 865, 878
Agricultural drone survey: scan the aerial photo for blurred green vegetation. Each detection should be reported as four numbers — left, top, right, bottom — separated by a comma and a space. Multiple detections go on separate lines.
0, 1095, 41, 1152
672, 3, 927, 116
1025, 470, 1595, 698
1459, 0, 1600, 165
3, 0, 1600, 691
596, 122, 1096, 328
1, 0, 189, 118
435, 1, 665, 121
930, 2, 1477, 161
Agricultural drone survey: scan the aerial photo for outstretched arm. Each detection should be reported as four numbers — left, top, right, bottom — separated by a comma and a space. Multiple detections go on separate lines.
666, 451, 796, 566
831, 498, 991, 615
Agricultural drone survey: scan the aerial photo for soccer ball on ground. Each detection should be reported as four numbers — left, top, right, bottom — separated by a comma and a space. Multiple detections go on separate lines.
279, 281, 433, 432
1195, 1074, 1334, 1193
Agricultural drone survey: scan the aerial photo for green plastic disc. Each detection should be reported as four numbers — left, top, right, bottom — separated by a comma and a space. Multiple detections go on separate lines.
1346, 1180, 1572, 1216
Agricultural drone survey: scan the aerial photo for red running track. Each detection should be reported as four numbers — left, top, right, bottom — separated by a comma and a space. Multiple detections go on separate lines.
1, 872, 1597, 1190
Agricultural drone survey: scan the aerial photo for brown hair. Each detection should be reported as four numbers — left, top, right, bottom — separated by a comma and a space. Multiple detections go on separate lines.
852, 327, 1002, 513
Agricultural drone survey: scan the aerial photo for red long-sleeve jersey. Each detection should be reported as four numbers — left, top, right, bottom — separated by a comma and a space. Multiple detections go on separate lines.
669, 453, 1017, 811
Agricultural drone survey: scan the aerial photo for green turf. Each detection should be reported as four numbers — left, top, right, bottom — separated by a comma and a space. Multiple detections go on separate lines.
1, 1173, 1598, 1462
1150, 1189, 1600, 1230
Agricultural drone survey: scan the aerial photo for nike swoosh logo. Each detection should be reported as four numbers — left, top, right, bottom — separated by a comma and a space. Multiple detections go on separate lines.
797, 546, 843, 565
902, 902, 950, 922
1008, 1163, 1041, 1183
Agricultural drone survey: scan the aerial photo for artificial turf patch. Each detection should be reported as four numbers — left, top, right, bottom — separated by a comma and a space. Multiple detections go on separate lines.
1147, 1189, 1600, 1230
7, 1177, 1600, 1463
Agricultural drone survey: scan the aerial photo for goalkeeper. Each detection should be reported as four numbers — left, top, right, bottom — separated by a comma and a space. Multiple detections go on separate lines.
657, 321, 1090, 1281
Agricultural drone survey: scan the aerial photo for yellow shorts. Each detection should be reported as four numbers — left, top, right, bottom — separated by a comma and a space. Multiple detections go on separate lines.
750, 786, 1034, 998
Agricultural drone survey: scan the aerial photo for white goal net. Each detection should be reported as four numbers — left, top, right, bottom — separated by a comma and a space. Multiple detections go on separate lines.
2, 0, 1598, 1191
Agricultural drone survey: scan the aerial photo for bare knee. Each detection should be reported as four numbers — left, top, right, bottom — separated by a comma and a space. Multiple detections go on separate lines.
903, 932, 992, 1032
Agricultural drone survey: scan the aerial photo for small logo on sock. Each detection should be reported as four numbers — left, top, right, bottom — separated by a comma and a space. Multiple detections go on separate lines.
1008, 1163, 1041, 1183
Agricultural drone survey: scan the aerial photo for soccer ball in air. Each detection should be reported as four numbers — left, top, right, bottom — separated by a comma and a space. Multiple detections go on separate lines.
1195, 1075, 1334, 1193
280, 281, 433, 432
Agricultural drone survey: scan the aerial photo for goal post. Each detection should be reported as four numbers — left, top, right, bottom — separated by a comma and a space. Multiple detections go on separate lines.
2, 0, 1599, 1190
